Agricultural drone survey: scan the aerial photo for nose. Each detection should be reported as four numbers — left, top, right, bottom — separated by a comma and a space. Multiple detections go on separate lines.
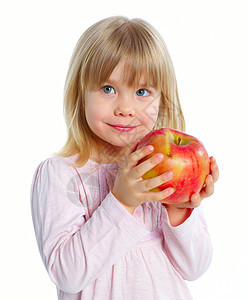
114, 102, 136, 117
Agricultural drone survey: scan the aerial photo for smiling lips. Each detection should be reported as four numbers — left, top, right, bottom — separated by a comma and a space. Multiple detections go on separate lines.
108, 124, 138, 132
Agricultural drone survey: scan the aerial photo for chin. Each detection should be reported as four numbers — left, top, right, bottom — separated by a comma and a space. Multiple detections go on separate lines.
108, 138, 135, 148
115, 131, 145, 146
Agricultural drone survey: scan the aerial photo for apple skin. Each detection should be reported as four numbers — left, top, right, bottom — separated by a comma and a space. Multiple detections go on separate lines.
137, 128, 210, 204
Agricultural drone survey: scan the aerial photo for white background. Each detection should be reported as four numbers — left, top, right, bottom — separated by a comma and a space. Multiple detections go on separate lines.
1, 0, 246, 299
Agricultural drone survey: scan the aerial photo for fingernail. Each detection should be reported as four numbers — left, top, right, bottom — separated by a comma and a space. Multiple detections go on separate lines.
156, 153, 164, 160
167, 188, 174, 195
147, 145, 154, 151
209, 176, 213, 183
193, 194, 199, 200
165, 171, 173, 179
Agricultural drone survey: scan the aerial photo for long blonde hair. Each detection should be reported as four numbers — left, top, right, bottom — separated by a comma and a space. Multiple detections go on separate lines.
55, 16, 185, 167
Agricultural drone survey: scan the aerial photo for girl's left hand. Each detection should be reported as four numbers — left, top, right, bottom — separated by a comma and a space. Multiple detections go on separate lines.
166, 156, 219, 209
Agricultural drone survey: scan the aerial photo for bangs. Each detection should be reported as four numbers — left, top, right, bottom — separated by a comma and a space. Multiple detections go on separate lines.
82, 18, 165, 90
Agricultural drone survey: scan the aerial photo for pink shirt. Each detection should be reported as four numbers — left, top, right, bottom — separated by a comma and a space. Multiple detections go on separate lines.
30, 155, 213, 300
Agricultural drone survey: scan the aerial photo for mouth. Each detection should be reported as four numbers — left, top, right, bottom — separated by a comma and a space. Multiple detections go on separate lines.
107, 123, 139, 132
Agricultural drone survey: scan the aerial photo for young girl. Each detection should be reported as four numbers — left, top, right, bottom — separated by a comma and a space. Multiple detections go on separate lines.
31, 16, 219, 300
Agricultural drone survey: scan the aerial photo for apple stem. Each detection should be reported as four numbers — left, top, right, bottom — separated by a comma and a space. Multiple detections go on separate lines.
177, 136, 182, 145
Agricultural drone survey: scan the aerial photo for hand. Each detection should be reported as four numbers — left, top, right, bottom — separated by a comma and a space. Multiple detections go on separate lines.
166, 156, 219, 210
112, 142, 174, 214
163, 156, 219, 226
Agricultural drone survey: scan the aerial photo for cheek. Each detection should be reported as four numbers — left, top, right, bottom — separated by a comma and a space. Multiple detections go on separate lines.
85, 103, 104, 130
140, 99, 160, 128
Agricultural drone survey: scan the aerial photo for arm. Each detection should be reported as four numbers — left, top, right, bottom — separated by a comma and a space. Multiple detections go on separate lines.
161, 156, 219, 279
164, 206, 193, 227
30, 158, 149, 294
162, 204, 213, 281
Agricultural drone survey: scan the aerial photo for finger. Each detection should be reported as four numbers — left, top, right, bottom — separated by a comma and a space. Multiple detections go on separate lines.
129, 152, 164, 179
123, 139, 141, 160
165, 177, 212, 208
163, 200, 199, 209
137, 171, 173, 193
190, 193, 202, 207
199, 175, 214, 199
164, 194, 201, 208
146, 187, 175, 202
129, 139, 141, 154
210, 157, 219, 182
124, 145, 154, 170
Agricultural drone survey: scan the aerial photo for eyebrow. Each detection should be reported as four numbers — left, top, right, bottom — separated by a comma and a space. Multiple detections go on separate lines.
103, 79, 118, 86
139, 82, 155, 88
104, 79, 155, 88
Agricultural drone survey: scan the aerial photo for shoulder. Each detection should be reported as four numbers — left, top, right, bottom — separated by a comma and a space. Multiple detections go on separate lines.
32, 155, 100, 187
34, 155, 94, 174
32, 156, 82, 188
34, 156, 75, 177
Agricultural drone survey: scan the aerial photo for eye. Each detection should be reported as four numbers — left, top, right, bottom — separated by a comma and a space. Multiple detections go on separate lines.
101, 85, 115, 94
136, 89, 150, 97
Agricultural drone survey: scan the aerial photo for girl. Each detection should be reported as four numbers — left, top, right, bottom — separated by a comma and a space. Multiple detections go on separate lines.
31, 16, 219, 300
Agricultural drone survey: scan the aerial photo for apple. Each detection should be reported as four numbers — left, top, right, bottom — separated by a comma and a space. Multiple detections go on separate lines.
136, 128, 210, 204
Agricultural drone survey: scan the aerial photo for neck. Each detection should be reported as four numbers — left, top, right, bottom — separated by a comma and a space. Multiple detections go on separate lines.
90, 143, 131, 164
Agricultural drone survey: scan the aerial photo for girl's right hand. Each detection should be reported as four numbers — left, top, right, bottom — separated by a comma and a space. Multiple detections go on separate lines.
112, 144, 174, 214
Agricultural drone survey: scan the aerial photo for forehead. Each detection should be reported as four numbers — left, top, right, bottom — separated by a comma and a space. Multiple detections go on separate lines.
109, 61, 145, 83
103, 59, 155, 88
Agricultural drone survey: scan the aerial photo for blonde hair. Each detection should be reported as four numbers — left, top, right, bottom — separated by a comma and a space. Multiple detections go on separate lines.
55, 16, 185, 167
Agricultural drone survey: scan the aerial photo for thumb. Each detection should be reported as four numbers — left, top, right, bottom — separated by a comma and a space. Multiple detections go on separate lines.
128, 139, 141, 155
119, 139, 141, 170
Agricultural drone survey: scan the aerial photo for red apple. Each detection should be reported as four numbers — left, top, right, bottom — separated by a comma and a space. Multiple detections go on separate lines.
136, 128, 210, 204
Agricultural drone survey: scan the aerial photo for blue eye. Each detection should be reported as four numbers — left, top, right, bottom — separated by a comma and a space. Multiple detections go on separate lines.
136, 89, 149, 97
102, 85, 115, 94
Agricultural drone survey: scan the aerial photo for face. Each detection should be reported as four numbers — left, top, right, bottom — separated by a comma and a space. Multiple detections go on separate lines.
84, 61, 161, 162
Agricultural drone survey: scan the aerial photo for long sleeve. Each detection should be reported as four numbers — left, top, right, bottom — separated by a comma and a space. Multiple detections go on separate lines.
161, 205, 213, 281
30, 157, 150, 294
